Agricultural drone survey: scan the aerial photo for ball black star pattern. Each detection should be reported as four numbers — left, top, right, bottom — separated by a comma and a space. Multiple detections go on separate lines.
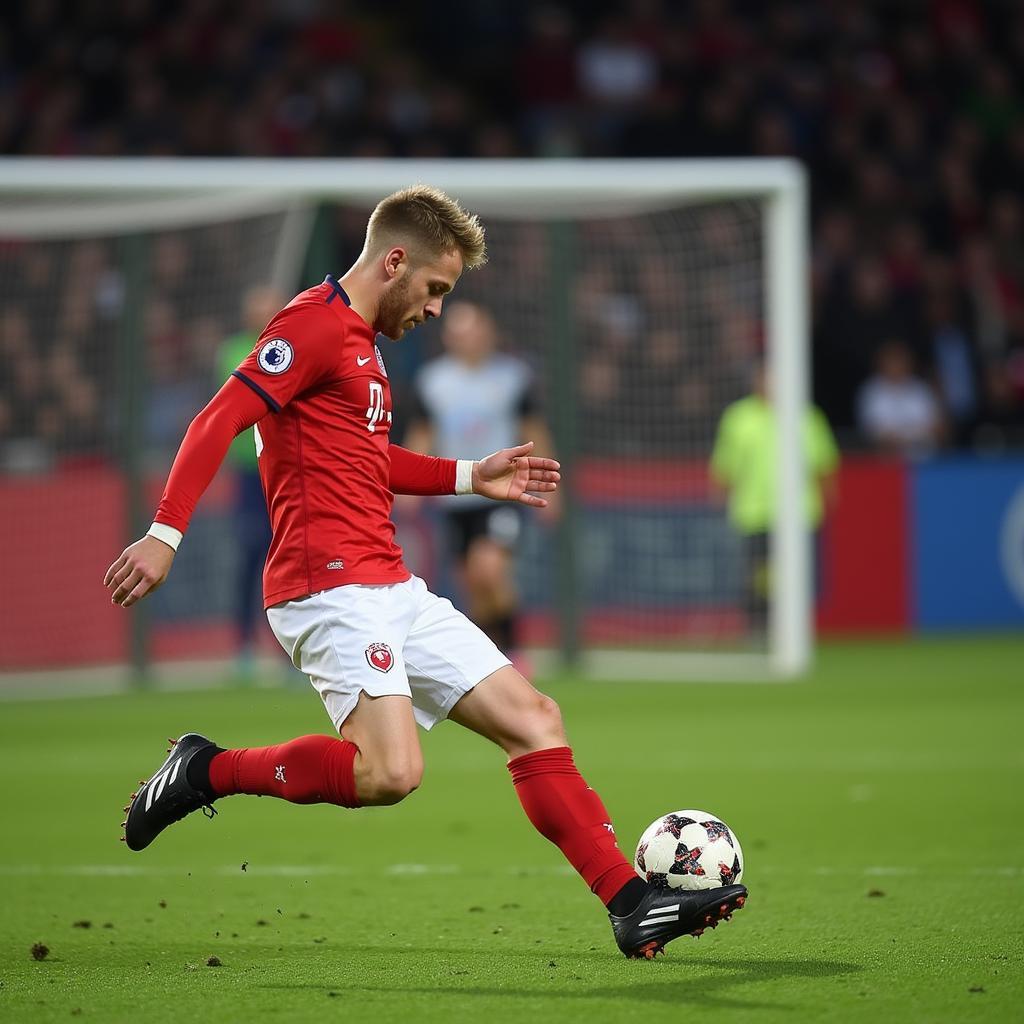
653, 814, 696, 840
668, 843, 706, 877
701, 820, 735, 847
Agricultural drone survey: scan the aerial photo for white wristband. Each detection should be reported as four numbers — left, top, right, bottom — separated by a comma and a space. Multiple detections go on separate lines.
455, 460, 476, 495
147, 522, 183, 552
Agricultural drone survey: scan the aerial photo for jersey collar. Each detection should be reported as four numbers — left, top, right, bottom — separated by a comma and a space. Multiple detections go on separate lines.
324, 274, 352, 306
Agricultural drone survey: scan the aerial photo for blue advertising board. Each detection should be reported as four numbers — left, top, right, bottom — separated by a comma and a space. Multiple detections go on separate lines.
517, 504, 745, 610
912, 457, 1024, 629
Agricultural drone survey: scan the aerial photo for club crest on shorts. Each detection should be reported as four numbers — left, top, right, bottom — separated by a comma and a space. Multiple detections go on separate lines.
365, 642, 394, 673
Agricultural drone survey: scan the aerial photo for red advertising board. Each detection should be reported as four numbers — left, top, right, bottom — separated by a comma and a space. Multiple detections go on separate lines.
816, 457, 910, 634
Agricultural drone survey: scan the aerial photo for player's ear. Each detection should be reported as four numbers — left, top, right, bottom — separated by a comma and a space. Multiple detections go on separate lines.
384, 246, 408, 279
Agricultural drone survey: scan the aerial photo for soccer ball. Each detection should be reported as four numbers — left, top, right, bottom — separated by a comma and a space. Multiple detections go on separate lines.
634, 810, 744, 891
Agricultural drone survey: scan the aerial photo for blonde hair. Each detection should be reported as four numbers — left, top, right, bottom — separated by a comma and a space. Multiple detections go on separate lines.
364, 185, 487, 270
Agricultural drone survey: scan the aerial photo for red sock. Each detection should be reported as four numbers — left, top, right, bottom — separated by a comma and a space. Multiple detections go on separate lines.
209, 735, 360, 808
508, 746, 638, 905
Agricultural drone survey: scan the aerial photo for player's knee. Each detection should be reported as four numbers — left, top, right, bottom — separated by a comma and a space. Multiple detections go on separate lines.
367, 759, 423, 805
536, 693, 566, 741
519, 691, 567, 751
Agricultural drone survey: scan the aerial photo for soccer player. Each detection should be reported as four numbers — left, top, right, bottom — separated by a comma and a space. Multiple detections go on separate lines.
105, 185, 746, 959
404, 300, 554, 669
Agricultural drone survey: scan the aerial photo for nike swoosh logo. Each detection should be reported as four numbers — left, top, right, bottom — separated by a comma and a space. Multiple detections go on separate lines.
356, 355, 372, 366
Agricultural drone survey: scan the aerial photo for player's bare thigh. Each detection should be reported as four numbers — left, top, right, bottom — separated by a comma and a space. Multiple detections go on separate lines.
340, 692, 424, 806
448, 664, 567, 759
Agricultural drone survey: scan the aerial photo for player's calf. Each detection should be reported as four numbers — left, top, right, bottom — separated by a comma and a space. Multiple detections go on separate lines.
208, 734, 360, 805
121, 733, 365, 851
452, 669, 672, 939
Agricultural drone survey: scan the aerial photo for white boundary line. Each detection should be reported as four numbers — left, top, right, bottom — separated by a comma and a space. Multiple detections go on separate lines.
0, 863, 1017, 877
0, 647, 790, 700
0, 657, 297, 701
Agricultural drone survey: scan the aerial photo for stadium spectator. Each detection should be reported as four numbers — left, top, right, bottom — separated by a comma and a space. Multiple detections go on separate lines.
923, 290, 980, 444
0, 1, 1023, 451
856, 340, 944, 456
816, 256, 920, 435
976, 353, 1024, 448
145, 299, 206, 458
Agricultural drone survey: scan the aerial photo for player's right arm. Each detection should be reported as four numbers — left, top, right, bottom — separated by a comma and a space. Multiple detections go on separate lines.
105, 375, 268, 608
105, 303, 338, 608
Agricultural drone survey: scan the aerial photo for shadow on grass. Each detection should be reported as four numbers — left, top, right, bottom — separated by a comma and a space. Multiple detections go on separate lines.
261, 953, 862, 1011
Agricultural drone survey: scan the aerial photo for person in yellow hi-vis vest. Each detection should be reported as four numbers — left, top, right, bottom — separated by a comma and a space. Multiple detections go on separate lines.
710, 363, 839, 631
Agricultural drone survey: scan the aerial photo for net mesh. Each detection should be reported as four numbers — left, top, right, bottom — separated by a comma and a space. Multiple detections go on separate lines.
0, 184, 773, 676
337, 200, 768, 656
0, 213, 298, 671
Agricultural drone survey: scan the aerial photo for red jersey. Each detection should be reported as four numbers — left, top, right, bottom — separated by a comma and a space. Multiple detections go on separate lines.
232, 277, 413, 606
153, 276, 457, 607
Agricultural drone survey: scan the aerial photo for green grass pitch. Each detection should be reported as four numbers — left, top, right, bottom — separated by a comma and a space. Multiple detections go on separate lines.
1, 636, 1022, 1023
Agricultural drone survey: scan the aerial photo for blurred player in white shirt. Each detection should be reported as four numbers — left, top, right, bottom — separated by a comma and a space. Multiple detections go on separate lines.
405, 301, 556, 670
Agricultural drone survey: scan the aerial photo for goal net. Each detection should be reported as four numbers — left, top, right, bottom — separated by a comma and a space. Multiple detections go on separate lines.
0, 159, 808, 682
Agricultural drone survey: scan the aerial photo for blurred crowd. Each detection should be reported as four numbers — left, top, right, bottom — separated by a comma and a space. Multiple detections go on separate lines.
2, 0, 1024, 466
0, 221, 278, 470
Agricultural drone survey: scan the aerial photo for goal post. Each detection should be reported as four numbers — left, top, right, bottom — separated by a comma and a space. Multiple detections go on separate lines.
0, 158, 809, 682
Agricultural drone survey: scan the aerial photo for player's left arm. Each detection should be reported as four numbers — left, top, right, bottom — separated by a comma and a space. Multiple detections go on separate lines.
388, 444, 457, 496
390, 371, 560, 503
388, 441, 560, 506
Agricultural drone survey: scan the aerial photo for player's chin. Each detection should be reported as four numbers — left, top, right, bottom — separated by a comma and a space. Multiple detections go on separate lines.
381, 322, 408, 341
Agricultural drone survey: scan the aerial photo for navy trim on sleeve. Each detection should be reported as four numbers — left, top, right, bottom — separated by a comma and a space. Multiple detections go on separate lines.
232, 370, 281, 413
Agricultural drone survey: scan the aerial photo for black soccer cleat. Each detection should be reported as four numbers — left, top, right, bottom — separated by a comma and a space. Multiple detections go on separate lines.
609, 883, 748, 959
121, 733, 219, 852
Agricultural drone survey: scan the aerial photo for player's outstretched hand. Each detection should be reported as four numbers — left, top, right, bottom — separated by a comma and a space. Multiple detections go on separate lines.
104, 536, 175, 608
473, 441, 561, 508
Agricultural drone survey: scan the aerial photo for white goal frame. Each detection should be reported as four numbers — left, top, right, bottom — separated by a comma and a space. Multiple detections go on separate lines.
0, 157, 809, 680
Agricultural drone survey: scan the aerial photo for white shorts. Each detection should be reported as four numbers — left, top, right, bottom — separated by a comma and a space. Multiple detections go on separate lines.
266, 575, 511, 732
